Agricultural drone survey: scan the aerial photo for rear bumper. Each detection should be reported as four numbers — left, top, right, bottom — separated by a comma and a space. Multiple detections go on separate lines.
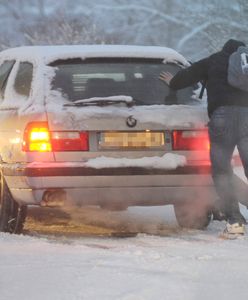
2, 162, 216, 207
2, 162, 212, 177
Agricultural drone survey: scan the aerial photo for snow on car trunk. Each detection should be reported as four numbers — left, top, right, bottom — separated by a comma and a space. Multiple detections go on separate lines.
47, 102, 208, 131
45, 102, 208, 163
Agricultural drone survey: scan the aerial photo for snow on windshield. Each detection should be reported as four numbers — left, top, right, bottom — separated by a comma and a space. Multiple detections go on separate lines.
49, 58, 196, 106
68, 95, 134, 105
0, 45, 208, 130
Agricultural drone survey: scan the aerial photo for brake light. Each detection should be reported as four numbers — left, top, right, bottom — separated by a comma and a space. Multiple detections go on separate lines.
22, 122, 89, 152
172, 130, 210, 151
22, 122, 52, 152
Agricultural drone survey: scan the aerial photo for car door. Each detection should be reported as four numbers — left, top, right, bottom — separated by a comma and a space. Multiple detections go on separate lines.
0, 59, 16, 163
0, 61, 50, 163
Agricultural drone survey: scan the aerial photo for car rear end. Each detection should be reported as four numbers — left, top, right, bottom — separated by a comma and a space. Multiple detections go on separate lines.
5, 54, 216, 213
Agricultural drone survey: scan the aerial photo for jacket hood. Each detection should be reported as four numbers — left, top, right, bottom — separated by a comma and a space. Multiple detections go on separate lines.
222, 39, 246, 54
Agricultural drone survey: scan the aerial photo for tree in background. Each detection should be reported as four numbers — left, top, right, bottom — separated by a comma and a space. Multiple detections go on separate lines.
0, 0, 247, 60
0, 0, 106, 48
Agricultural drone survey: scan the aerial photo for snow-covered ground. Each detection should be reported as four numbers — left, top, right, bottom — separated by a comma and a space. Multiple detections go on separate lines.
1, 203, 248, 300
0, 168, 247, 300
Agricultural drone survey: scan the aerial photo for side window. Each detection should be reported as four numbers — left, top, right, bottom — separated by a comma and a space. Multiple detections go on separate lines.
14, 62, 33, 97
0, 60, 15, 99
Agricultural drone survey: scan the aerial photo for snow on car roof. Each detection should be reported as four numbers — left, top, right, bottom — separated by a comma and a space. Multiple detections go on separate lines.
0, 44, 189, 66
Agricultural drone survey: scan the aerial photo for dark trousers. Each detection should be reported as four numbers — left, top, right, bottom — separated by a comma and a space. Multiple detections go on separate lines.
208, 106, 248, 223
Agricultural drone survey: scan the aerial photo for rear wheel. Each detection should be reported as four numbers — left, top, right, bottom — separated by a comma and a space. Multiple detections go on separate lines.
174, 201, 212, 230
0, 174, 27, 234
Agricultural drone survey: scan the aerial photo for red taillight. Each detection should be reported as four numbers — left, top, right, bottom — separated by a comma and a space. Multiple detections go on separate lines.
22, 122, 52, 152
51, 131, 89, 151
172, 130, 210, 151
22, 122, 89, 152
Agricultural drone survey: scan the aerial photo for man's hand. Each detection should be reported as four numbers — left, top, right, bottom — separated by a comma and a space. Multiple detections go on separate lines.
159, 71, 174, 85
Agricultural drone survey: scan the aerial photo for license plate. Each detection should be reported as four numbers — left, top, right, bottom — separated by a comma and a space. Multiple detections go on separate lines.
99, 131, 165, 149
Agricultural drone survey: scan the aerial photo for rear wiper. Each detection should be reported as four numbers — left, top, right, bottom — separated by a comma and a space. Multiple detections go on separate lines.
63, 96, 134, 107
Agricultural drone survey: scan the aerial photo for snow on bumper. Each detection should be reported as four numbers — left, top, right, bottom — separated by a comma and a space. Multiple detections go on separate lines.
2, 160, 216, 206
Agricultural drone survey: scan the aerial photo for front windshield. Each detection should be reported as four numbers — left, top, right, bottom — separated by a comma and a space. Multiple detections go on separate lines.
50, 58, 199, 106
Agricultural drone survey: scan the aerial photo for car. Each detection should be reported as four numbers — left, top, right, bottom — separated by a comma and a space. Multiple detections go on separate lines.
0, 44, 246, 234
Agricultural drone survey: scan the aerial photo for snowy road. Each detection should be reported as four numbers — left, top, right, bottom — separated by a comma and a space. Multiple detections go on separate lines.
1, 205, 248, 300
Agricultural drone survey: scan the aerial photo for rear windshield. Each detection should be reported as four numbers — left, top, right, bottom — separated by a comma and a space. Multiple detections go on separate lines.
50, 58, 199, 106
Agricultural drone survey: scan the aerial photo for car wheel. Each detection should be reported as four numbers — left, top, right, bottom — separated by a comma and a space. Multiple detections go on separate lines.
174, 201, 212, 230
0, 174, 27, 234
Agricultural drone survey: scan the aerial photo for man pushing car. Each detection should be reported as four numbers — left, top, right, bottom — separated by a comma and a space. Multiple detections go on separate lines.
160, 39, 248, 237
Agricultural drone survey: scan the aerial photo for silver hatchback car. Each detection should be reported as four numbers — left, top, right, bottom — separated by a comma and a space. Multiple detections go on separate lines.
1, 45, 245, 234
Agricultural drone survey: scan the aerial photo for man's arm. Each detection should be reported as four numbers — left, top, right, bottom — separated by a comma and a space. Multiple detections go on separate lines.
159, 58, 209, 90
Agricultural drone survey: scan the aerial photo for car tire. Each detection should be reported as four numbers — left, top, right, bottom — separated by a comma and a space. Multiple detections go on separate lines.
0, 175, 27, 234
174, 201, 212, 230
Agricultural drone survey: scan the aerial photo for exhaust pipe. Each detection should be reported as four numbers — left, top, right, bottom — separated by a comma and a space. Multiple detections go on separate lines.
40, 189, 66, 207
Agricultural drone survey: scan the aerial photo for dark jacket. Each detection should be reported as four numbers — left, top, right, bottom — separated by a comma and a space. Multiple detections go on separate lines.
170, 39, 248, 117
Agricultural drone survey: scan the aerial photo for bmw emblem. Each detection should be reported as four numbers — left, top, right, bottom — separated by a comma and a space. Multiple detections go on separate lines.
126, 115, 137, 128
